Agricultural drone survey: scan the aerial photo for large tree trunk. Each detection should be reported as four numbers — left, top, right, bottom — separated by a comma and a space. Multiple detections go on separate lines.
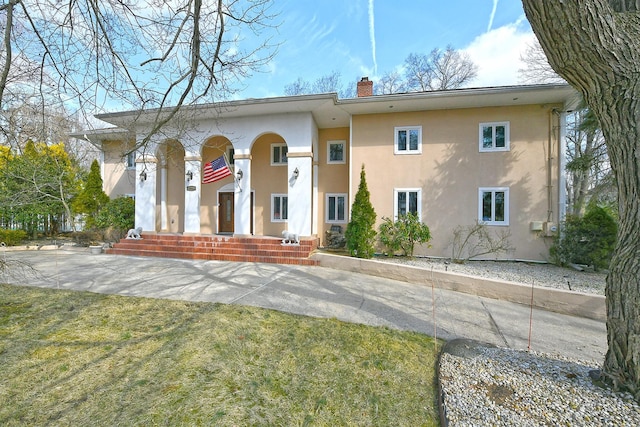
522, 0, 640, 397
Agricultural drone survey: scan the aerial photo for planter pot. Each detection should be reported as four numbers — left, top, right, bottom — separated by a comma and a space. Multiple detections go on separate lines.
90, 245, 103, 255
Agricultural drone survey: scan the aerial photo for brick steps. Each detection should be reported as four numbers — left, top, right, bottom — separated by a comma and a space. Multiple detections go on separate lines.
107, 234, 319, 266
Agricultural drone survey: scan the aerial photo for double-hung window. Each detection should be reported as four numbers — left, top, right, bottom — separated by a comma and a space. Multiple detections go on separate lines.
327, 141, 345, 164
478, 187, 509, 225
479, 122, 510, 152
394, 188, 421, 219
272, 194, 288, 222
326, 193, 347, 223
271, 143, 288, 165
394, 126, 422, 154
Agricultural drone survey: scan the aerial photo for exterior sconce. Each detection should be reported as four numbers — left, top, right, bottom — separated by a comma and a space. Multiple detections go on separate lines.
139, 170, 147, 181
293, 167, 299, 180
236, 169, 243, 181
186, 171, 193, 181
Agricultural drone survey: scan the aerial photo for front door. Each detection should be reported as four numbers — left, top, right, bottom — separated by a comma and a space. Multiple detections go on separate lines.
218, 192, 234, 233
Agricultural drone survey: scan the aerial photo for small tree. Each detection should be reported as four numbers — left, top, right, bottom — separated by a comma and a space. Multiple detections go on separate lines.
73, 159, 109, 229
378, 213, 431, 257
345, 165, 376, 258
95, 196, 135, 241
551, 205, 617, 271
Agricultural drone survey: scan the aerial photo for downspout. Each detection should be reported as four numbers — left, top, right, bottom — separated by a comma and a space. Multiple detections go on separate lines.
547, 109, 554, 222
557, 110, 568, 223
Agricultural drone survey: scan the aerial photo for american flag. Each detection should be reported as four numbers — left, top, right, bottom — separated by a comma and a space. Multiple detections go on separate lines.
202, 155, 232, 184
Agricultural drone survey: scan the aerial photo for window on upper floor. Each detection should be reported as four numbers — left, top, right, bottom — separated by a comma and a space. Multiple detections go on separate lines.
272, 194, 288, 222
394, 126, 422, 154
126, 152, 136, 169
394, 188, 421, 219
327, 141, 345, 164
478, 187, 509, 225
326, 193, 347, 223
479, 122, 510, 152
226, 146, 235, 165
271, 143, 288, 165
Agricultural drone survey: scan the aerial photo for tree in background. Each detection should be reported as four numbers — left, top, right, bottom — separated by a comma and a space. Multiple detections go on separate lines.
284, 71, 355, 98
345, 165, 376, 259
518, 39, 614, 216
73, 160, 109, 229
284, 46, 477, 97
0, 0, 276, 150
403, 46, 478, 92
0, 141, 81, 236
522, 0, 640, 398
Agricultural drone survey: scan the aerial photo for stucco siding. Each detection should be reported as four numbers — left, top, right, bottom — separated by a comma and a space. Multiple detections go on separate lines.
350, 104, 562, 261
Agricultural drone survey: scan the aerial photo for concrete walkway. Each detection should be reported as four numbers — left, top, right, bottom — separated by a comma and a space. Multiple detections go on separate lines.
2, 247, 607, 363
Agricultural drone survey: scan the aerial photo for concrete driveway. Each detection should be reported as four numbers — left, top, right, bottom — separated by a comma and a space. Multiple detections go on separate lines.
2, 247, 607, 363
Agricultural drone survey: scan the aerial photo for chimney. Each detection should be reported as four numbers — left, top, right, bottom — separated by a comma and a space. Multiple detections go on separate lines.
357, 77, 373, 97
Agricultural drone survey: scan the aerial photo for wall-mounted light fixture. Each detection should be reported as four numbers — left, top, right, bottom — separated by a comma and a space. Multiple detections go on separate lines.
186, 171, 193, 181
236, 169, 243, 181
293, 167, 299, 180
139, 170, 147, 181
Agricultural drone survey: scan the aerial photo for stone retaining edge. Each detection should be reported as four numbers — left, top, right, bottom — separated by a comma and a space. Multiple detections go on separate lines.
312, 253, 605, 322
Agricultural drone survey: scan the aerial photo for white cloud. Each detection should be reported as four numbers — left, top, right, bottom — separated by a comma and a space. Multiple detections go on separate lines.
463, 18, 536, 87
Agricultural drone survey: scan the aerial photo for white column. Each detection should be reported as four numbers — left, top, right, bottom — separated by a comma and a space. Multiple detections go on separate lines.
135, 154, 157, 232
160, 162, 168, 231
184, 156, 202, 234
287, 152, 312, 237
234, 154, 252, 236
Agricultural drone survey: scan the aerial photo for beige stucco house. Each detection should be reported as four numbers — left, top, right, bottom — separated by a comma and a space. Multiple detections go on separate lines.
83, 80, 578, 262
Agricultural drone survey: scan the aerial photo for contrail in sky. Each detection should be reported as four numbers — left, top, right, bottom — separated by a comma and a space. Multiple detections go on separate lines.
487, 0, 499, 32
369, 0, 377, 74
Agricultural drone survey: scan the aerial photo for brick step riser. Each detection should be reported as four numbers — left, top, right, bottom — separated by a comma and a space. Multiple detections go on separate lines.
134, 238, 317, 249
115, 242, 314, 253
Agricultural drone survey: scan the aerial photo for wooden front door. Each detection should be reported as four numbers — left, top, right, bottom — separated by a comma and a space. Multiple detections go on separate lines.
218, 192, 234, 233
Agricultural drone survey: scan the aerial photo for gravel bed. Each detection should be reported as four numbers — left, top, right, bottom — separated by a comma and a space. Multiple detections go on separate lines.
373, 257, 631, 424
440, 341, 640, 426
374, 256, 606, 295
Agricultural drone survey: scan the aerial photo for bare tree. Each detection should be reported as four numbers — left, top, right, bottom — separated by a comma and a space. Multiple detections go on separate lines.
1, 0, 277, 150
404, 46, 478, 92
565, 106, 613, 215
283, 71, 354, 98
283, 77, 311, 96
518, 39, 565, 84
376, 70, 407, 95
523, 0, 640, 398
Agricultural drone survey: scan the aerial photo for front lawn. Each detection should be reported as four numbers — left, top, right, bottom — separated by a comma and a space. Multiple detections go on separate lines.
0, 284, 440, 426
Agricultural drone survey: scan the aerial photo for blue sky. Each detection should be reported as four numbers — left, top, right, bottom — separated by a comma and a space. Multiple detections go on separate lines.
237, 0, 536, 99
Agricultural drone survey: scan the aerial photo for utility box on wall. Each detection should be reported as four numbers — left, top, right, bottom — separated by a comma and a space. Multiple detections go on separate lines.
530, 221, 544, 232
543, 222, 558, 237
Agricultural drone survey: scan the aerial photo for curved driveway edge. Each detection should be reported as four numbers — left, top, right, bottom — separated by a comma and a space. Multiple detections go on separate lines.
311, 253, 606, 321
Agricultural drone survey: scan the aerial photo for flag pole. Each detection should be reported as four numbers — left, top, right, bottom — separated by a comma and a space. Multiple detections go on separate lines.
223, 151, 241, 192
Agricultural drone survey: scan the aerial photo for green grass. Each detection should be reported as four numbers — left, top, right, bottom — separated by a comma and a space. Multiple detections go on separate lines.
0, 284, 441, 426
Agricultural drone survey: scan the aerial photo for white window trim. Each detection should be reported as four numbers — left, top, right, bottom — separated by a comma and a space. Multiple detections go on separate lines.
271, 193, 288, 222
270, 143, 288, 166
326, 193, 348, 224
479, 121, 510, 152
393, 188, 422, 220
394, 126, 423, 155
327, 140, 346, 164
478, 187, 510, 226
